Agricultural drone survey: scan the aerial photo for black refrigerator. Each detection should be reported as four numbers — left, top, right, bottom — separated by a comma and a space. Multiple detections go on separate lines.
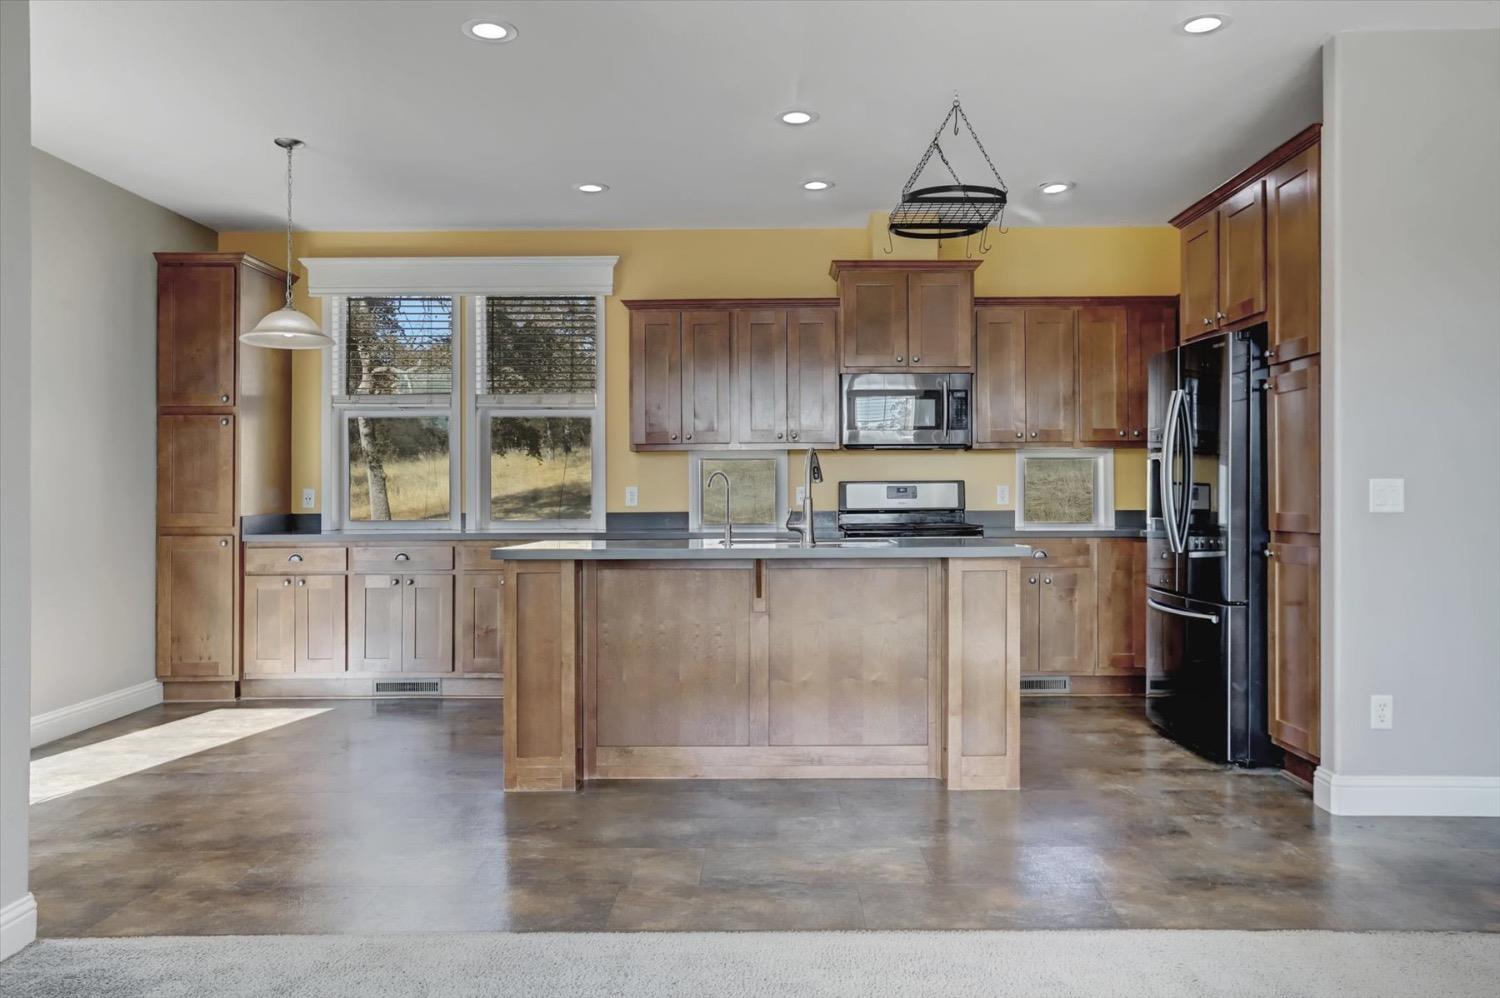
1144, 328, 1277, 767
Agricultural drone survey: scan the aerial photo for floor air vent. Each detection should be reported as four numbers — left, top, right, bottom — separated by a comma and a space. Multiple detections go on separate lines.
373, 680, 442, 696
1020, 676, 1071, 695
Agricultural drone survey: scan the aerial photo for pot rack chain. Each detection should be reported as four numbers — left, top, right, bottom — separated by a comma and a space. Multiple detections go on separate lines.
898, 95, 1008, 198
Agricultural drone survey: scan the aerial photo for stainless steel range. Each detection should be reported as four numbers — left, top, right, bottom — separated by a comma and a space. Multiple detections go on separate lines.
836, 480, 985, 539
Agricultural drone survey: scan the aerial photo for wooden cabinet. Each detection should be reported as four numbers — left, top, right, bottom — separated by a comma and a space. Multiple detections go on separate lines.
735, 309, 788, 445
457, 571, 505, 675
680, 310, 733, 445
1095, 539, 1146, 675
157, 535, 236, 679
1267, 143, 1321, 363
1126, 303, 1175, 440
1017, 540, 1097, 676
973, 307, 1027, 445
349, 573, 452, 673
1180, 213, 1219, 340
244, 574, 346, 676
157, 414, 235, 529
786, 307, 839, 445
1268, 536, 1319, 761
1217, 180, 1267, 327
1076, 306, 1130, 443
629, 309, 682, 446
1023, 308, 1077, 444
832, 261, 979, 371
157, 263, 237, 408
1267, 356, 1320, 534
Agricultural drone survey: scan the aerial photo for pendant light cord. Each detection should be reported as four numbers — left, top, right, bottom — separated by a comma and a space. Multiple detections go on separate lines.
283, 141, 295, 309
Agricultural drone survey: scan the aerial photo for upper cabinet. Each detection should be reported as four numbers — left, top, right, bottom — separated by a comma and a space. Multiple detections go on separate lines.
158, 263, 238, 407
1126, 303, 1175, 441
628, 301, 839, 450
1022, 308, 1077, 444
1076, 305, 1129, 444
1217, 180, 1267, 327
1179, 214, 1219, 340
831, 261, 979, 371
1266, 143, 1321, 364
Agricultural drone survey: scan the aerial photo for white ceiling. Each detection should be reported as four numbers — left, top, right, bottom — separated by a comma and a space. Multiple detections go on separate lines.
29, 0, 1500, 231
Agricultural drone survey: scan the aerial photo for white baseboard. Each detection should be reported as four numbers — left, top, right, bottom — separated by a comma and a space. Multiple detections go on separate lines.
30, 679, 162, 748
0, 893, 37, 961
1314, 768, 1500, 817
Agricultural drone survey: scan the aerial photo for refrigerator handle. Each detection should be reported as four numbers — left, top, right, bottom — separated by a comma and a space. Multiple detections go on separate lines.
1175, 392, 1194, 550
1147, 598, 1221, 625
1160, 389, 1183, 553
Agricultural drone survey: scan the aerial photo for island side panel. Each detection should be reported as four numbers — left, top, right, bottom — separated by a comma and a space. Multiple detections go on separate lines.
502, 560, 579, 791
944, 558, 1022, 790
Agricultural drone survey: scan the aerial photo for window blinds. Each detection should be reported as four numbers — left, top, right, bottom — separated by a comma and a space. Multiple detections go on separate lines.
481, 296, 598, 398
340, 296, 454, 397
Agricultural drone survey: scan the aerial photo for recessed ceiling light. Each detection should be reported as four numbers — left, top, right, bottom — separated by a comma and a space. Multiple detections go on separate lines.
574, 183, 608, 194
462, 19, 518, 43
1039, 182, 1073, 195
802, 180, 833, 191
780, 109, 819, 126
1179, 14, 1228, 35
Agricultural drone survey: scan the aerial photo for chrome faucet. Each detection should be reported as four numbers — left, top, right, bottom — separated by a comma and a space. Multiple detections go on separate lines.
786, 447, 823, 547
705, 470, 733, 546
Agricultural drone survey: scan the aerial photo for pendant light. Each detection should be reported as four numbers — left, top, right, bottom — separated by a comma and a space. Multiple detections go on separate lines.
241, 138, 332, 349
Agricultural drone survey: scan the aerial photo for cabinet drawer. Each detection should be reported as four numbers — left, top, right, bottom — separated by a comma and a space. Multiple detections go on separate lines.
1018, 538, 1093, 568
458, 542, 516, 572
245, 546, 347, 575
350, 544, 453, 572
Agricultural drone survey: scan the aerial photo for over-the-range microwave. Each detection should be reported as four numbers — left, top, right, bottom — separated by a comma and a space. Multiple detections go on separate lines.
840, 372, 972, 449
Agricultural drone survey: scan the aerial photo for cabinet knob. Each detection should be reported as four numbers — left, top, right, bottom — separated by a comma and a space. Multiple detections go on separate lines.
288, 553, 303, 563
219, 394, 230, 404
282, 578, 291, 587
776, 432, 784, 440
1029, 431, 1038, 438
1264, 547, 1276, 558
1044, 577, 1053, 584
391, 577, 401, 586
1015, 431, 1024, 439
1118, 430, 1126, 437
395, 552, 410, 562
1216, 311, 1228, 321
912, 356, 920, 363
1160, 551, 1169, 559
219, 538, 229, 547
220, 417, 230, 427
407, 578, 416, 586
1266, 349, 1277, 361
1132, 429, 1141, 438
1202, 317, 1213, 327
1028, 576, 1038, 585
685, 433, 693, 441
670, 433, 678, 441
789, 431, 798, 440
296, 578, 306, 587
895, 355, 903, 363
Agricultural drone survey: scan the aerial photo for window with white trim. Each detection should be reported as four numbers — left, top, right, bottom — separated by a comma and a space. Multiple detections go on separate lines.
1014, 450, 1116, 531
473, 296, 604, 530
689, 453, 788, 533
331, 295, 460, 529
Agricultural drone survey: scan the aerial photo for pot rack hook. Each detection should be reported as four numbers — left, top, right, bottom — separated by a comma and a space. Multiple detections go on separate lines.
979, 225, 993, 254
883, 227, 895, 255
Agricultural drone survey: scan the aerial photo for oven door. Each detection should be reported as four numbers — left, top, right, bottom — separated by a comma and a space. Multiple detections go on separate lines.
841, 374, 958, 447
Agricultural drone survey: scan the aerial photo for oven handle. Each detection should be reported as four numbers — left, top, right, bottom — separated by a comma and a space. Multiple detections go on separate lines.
1147, 598, 1220, 625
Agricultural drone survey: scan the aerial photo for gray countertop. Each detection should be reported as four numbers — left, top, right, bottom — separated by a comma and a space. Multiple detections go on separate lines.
243, 528, 1142, 544
488, 537, 1035, 560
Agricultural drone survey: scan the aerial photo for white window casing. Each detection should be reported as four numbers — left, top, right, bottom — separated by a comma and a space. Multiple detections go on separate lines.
688, 452, 789, 534
1014, 449, 1116, 532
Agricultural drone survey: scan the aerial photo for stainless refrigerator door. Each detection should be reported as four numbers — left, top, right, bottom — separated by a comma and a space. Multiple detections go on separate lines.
1146, 347, 1178, 451
1145, 589, 1237, 765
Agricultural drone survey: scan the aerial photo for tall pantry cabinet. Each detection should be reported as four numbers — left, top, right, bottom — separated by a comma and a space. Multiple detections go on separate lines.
155, 253, 294, 701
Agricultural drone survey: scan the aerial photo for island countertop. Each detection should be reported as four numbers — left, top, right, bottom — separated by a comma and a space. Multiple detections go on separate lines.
490, 537, 1034, 561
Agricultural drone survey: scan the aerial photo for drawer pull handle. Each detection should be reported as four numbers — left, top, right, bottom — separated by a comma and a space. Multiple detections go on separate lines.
288, 553, 303, 563
1032, 550, 1047, 559
394, 553, 410, 562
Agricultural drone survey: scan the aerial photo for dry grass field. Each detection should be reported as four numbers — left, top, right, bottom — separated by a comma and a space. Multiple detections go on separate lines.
348, 448, 593, 522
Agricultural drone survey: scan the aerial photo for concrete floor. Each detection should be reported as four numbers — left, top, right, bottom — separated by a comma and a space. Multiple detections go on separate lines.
28, 697, 1500, 934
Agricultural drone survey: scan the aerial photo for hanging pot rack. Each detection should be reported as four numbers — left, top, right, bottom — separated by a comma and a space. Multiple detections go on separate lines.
887, 95, 1008, 241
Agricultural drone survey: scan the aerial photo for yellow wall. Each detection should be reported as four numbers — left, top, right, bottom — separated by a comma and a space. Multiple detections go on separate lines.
216, 226, 1177, 517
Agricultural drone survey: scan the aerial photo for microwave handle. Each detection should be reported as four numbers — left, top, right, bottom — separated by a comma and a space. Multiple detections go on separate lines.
941, 382, 950, 437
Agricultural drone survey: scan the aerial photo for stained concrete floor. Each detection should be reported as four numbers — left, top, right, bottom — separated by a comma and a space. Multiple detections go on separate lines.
28, 697, 1500, 934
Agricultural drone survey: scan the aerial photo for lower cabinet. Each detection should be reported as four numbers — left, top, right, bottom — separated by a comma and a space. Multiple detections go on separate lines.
1268, 534, 1320, 761
1022, 567, 1098, 674
243, 575, 347, 675
1095, 538, 1147, 675
350, 573, 454, 673
1017, 537, 1146, 682
457, 571, 505, 674
157, 534, 236, 679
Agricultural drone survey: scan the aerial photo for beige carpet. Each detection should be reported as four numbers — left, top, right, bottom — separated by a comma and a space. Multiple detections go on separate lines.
3, 930, 1497, 996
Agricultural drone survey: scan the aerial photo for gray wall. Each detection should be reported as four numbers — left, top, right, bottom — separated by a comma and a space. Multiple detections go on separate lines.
29, 151, 215, 721
1, 0, 34, 958
1323, 29, 1500, 780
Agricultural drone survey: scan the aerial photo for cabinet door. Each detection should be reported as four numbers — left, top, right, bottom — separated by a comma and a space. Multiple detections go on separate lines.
1217, 180, 1267, 325
1019, 570, 1041, 672
786, 307, 840, 446
1267, 143, 1320, 363
907, 270, 973, 368
1268, 536, 1319, 760
457, 571, 505, 675
157, 535, 236, 679
1180, 213, 1219, 340
1267, 356, 1320, 534
974, 307, 1026, 445
629, 310, 682, 446
158, 414, 235, 530
680, 310, 734, 445
403, 574, 454, 673
1126, 303, 1176, 440
734, 309, 788, 445
244, 575, 295, 675
1095, 540, 1145, 675
1037, 568, 1097, 674
1076, 306, 1130, 444
840, 270, 908, 368
1023, 308, 1077, 444
349, 573, 404, 672
158, 264, 236, 407
294, 575, 346, 673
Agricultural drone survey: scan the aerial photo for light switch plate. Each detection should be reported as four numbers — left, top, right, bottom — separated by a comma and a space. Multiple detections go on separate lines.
624, 486, 639, 508
1369, 478, 1405, 513
301, 488, 316, 510
996, 485, 1010, 505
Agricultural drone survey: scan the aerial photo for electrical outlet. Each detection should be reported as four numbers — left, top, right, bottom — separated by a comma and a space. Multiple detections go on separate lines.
996, 485, 1010, 505
624, 486, 639, 508
1370, 694, 1394, 729
795, 486, 806, 506
301, 488, 316, 510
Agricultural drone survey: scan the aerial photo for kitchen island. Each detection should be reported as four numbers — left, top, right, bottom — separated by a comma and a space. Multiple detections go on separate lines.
491, 538, 1031, 792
